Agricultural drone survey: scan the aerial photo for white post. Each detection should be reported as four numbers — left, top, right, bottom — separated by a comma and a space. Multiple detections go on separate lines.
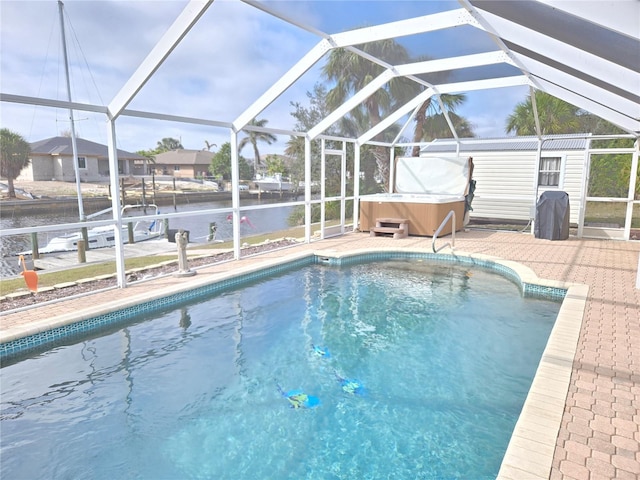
353, 144, 361, 232
304, 137, 312, 243
230, 130, 241, 259
624, 140, 638, 241
320, 138, 326, 239
636, 254, 640, 289
106, 119, 126, 288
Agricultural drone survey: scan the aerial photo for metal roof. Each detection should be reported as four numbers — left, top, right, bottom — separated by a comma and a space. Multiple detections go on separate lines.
420, 134, 589, 153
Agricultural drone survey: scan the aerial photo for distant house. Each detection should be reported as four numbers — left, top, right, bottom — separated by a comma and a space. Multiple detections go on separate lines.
19, 136, 147, 182
152, 150, 213, 178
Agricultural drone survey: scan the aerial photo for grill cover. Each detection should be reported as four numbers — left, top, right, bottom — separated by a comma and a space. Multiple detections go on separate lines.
534, 191, 570, 240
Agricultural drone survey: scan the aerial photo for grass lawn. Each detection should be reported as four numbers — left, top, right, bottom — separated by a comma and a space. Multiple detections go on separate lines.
584, 201, 640, 228
1, 223, 337, 297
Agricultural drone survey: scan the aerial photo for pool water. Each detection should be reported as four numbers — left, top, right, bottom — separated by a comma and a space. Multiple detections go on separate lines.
0, 259, 559, 479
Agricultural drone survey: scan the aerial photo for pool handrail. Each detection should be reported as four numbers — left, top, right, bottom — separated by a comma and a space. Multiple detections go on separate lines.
432, 210, 456, 253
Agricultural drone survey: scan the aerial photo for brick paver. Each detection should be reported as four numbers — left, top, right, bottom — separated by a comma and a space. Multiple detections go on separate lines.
1, 230, 639, 479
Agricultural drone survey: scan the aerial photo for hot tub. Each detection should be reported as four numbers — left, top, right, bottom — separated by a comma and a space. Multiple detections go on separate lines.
359, 156, 472, 237
359, 193, 465, 236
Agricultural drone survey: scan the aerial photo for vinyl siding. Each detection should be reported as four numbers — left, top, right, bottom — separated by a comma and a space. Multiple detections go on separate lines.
422, 150, 586, 223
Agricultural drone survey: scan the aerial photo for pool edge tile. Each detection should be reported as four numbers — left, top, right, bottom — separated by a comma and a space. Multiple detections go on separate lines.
496, 284, 588, 480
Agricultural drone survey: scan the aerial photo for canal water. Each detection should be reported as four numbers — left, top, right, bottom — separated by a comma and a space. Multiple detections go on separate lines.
1, 198, 297, 278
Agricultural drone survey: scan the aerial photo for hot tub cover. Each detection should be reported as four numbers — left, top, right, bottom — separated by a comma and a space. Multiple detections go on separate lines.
395, 156, 470, 196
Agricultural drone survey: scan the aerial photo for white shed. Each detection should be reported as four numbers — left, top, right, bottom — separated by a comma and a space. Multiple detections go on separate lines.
420, 134, 589, 225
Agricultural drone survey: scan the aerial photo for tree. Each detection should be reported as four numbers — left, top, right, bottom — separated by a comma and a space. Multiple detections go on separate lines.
286, 83, 335, 191
137, 137, 183, 175
203, 140, 217, 151
419, 111, 474, 142
411, 94, 472, 155
405, 53, 474, 156
136, 149, 156, 175
156, 137, 183, 153
0, 128, 31, 198
506, 91, 581, 135
264, 155, 288, 177
238, 118, 277, 175
208, 142, 252, 180
323, 40, 415, 191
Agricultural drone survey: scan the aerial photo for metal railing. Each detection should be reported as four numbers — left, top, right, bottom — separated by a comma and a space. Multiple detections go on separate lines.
432, 210, 456, 253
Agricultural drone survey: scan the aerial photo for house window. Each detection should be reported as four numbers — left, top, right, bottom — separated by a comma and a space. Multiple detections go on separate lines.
77, 156, 87, 169
538, 156, 561, 187
174, 165, 180, 171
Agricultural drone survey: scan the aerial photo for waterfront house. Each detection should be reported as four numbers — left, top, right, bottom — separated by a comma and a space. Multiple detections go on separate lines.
151, 150, 213, 179
19, 136, 146, 182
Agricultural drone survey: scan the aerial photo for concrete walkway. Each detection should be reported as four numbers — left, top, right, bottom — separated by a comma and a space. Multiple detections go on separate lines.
1, 230, 639, 479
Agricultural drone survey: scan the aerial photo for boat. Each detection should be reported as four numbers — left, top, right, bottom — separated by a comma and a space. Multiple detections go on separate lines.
23, 204, 165, 255
254, 173, 293, 192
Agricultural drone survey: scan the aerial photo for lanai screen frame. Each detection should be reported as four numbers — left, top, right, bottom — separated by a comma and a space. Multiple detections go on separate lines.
1, 0, 638, 288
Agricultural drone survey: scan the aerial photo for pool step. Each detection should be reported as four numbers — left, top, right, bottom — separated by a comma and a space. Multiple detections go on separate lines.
370, 218, 409, 239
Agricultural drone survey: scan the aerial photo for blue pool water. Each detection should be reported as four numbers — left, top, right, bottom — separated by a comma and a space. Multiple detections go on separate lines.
0, 259, 560, 479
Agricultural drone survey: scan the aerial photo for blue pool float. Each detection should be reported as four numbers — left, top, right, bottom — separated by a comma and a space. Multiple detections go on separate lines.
312, 344, 330, 358
334, 371, 366, 396
276, 384, 320, 409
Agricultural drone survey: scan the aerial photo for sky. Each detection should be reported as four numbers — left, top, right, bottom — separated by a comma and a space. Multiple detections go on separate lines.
0, 0, 531, 156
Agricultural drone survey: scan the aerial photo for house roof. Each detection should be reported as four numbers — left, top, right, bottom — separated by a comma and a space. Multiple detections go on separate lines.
420, 134, 589, 153
30, 136, 145, 160
153, 149, 214, 166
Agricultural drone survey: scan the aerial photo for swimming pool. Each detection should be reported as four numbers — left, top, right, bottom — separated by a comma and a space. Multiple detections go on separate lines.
0, 258, 560, 479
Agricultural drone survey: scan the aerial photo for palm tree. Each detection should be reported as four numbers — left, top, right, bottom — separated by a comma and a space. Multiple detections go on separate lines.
323, 40, 414, 191
410, 93, 471, 156
0, 128, 31, 198
417, 110, 474, 143
506, 91, 580, 135
156, 137, 183, 153
323, 42, 473, 189
239, 118, 277, 176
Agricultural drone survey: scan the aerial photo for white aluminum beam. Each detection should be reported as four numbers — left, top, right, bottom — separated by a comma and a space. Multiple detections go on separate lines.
359, 75, 529, 145
309, 51, 510, 140
0, 93, 107, 113
392, 103, 421, 145
522, 0, 639, 42
459, 0, 544, 92
394, 50, 511, 77
330, 9, 473, 47
308, 70, 394, 139
515, 53, 640, 125
471, 9, 639, 98
233, 39, 332, 131
357, 86, 432, 145
108, 0, 213, 119
121, 109, 232, 128
240, 0, 330, 39
533, 78, 640, 135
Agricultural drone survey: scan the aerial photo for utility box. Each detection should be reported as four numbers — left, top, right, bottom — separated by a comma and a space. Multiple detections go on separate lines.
534, 191, 570, 240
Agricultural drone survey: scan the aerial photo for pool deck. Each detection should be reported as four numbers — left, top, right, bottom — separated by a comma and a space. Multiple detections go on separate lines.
1, 230, 639, 479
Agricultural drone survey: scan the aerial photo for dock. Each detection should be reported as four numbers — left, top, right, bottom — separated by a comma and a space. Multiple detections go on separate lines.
31, 239, 181, 272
